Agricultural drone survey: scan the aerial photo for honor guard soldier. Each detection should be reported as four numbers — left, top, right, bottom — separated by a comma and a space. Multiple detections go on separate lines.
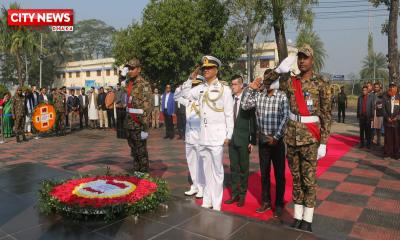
123, 58, 153, 172
11, 87, 27, 143
255, 45, 332, 232
180, 56, 234, 211
174, 74, 206, 198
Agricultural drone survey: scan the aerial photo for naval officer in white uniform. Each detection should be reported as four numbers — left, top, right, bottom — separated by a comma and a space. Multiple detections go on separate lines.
174, 75, 206, 198
180, 56, 234, 211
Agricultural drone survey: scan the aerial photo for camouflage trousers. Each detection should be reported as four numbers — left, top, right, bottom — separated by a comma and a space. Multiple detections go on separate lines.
14, 115, 25, 135
127, 129, 149, 172
56, 111, 65, 134
287, 143, 318, 208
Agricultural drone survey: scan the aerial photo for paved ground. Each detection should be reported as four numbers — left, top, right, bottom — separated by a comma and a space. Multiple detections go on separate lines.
0, 112, 399, 240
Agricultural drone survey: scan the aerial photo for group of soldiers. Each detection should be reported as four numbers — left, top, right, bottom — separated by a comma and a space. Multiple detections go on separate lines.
125, 44, 331, 232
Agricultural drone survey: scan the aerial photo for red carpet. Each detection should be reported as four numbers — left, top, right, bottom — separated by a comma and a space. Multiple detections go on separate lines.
198, 134, 359, 221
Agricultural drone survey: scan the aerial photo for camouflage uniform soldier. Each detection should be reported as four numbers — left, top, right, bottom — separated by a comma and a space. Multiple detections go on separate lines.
260, 45, 332, 232
123, 59, 153, 172
53, 88, 66, 136
11, 87, 27, 143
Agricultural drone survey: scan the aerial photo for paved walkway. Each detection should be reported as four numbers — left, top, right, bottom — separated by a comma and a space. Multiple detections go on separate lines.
0, 117, 399, 239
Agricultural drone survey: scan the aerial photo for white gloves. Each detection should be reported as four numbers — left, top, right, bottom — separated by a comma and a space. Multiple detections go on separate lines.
275, 55, 296, 74
141, 131, 149, 140
121, 67, 129, 77
317, 144, 327, 160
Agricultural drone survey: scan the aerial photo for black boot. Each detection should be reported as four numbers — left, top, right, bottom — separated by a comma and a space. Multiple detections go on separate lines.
291, 219, 302, 229
22, 134, 28, 142
299, 220, 312, 232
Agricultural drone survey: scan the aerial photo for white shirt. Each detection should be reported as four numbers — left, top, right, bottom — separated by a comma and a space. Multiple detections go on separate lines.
234, 92, 242, 119
164, 93, 170, 109
43, 94, 48, 102
391, 96, 395, 114
82, 94, 86, 106
176, 96, 201, 145
183, 78, 234, 146
154, 95, 159, 107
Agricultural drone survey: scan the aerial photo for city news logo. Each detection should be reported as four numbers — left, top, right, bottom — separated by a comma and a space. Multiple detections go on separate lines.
7, 9, 74, 31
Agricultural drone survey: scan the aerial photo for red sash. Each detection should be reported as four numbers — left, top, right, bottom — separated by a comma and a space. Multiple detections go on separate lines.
291, 76, 321, 142
126, 80, 140, 124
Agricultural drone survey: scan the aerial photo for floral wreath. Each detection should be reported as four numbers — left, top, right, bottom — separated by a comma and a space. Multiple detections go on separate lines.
38, 172, 169, 222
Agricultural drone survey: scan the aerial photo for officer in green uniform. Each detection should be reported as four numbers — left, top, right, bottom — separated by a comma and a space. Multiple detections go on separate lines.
258, 44, 332, 232
53, 87, 66, 136
123, 59, 153, 172
11, 87, 27, 143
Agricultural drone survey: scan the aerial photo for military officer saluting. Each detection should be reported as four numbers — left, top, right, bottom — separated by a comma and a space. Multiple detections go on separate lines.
254, 44, 332, 232
123, 58, 153, 173
174, 74, 206, 198
180, 56, 234, 211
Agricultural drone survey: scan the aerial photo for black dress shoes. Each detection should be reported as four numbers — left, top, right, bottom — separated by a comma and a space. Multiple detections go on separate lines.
255, 202, 271, 213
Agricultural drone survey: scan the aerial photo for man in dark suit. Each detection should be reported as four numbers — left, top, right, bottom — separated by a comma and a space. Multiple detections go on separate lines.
67, 89, 80, 131
357, 85, 374, 148
161, 84, 175, 139
225, 75, 256, 207
383, 82, 400, 159
175, 85, 186, 140
31, 84, 40, 107
79, 87, 89, 129
38, 87, 49, 104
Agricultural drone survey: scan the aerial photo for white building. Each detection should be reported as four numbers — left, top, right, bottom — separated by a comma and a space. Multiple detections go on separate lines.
238, 41, 299, 82
54, 58, 119, 88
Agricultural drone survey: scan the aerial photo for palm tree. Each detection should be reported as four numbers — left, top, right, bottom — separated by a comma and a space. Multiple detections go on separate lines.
0, 2, 39, 86
296, 29, 327, 73
360, 33, 388, 86
360, 52, 388, 85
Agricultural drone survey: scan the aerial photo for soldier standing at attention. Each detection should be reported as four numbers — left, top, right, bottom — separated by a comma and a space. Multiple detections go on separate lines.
256, 44, 332, 232
337, 86, 347, 123
180, 56, 234, 211
12, 87, 27, 143
123, 59, 153, 173
284, 45, 331, 232
53, 87, 66, 136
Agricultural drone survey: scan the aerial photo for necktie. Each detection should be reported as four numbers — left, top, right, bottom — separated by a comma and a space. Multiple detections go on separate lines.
234, 97, 239, 120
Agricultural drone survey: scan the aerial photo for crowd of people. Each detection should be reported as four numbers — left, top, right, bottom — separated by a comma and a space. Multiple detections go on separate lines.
357, 81, 400, 159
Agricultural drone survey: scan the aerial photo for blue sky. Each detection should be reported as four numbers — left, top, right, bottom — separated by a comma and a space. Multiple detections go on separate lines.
1, 0, 392, 78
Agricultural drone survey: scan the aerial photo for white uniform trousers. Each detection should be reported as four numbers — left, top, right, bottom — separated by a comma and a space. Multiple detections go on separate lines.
185, 143, 205, 190
199, 145, 224, 211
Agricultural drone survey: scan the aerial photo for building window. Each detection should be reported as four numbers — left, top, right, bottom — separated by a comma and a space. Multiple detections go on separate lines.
114, 69, 118, 76
106, 69, 110, 76
76, 72, 80, 78
62, 73, 66, 79
97, 70, 101, 76
68, 72, 72, 78
86, 71, 90, 77
260, 59, 270, 68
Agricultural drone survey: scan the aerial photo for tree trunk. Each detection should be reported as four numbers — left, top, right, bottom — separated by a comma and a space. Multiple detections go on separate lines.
272, 0, 288, 64
388, 0, 399, 84
16, 51, 23, 87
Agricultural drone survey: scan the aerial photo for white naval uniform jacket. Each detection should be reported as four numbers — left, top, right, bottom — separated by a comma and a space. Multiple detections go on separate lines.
179, 79, 234, 146
176, 95, 201, 145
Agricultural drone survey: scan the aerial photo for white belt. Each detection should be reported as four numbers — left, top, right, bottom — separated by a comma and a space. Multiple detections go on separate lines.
289, 112, 319, 123
127, 108, 144, 114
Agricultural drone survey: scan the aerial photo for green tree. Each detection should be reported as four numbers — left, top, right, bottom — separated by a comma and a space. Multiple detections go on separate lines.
360, 34, 388, 87
0, 2, 40, 86
71, 19, 116, 60
269, 0, 318, 63
296, 29, 327, 72
113, 0, 243, 87
369, 0, 398, 84
227, 0, 270, 81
